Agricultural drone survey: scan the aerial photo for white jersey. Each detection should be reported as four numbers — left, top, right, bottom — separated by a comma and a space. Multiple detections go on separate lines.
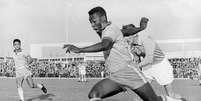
79, 64, 86, 74
79, 65, 86, 71
13, 51, 29, 70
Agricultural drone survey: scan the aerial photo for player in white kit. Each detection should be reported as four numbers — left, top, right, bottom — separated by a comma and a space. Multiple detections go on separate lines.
123, 23, 187, 101
78, 62, 87, 82
12, 39, 47, 101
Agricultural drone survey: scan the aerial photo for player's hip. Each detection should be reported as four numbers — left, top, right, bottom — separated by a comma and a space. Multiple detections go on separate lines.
15, 67, 32, 78
109, 66, 147, 89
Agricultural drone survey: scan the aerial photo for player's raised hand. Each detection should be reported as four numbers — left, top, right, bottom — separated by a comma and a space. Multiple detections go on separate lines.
63, 44, 81, 53
140, 17, 149, 30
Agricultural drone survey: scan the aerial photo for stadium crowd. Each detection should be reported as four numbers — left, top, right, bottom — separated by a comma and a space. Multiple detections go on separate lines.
0, 57, 200, 79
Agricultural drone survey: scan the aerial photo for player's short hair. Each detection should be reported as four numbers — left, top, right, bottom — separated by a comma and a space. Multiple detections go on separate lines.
88, 6, 107, 19
13, 39, 21, 44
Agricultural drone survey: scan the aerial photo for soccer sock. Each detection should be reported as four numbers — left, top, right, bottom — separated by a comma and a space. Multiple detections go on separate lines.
36, 83, 43, 89
17, 87, 24, 101
89, 98, 102, 101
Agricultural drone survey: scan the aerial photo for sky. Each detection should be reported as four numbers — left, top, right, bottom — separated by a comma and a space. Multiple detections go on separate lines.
0, 0, 201, 57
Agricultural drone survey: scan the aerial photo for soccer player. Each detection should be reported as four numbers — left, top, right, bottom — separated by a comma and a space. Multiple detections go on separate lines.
63, 6, 168, 101
123, 24, 187, 101
78, 62, 87, 82
12, 39, 47, 101
198, 62, 201, 85
101, 70, 104, 79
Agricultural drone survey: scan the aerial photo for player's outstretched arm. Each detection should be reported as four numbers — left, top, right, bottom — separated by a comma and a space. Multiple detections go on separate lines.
63, 38, 113, 53
137, 37, 154, 68
121, 17, 149, 37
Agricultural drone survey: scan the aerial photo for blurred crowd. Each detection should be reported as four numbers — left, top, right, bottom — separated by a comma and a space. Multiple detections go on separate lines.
169, 57, 201, 79
0, 57, 201, 79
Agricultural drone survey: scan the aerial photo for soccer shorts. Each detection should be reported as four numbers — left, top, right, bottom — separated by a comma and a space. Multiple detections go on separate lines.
109, 64, 147, 90
142, 57, 174, 85
16, 68, 32, 78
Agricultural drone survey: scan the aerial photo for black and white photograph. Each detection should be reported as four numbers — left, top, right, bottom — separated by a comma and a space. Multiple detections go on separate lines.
0, 0, 201, 101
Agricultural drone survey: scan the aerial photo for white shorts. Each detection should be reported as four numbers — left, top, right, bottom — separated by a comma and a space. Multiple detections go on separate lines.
142, 57, 174, 85
16, 68, 32, 78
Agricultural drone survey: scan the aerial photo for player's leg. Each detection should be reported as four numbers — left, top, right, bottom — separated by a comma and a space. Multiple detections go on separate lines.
78, 71, 81, 82
83, 71, 87, 82
198, 71, 201, 85
88, 78, 126, 101
25, 75, 47, 94
16, 77, 25, 101
122, 66, 162, 101
131, 82, 163, 101
81, 74, 84, 82
149, 58, 186, 101
83, 74, 87, 82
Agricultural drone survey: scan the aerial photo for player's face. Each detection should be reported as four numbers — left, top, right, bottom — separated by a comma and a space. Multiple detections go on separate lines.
89, 13, 103, 33
13, 42, 21, 50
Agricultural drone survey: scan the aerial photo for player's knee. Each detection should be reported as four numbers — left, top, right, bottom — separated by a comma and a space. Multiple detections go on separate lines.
16, 82, 22, 88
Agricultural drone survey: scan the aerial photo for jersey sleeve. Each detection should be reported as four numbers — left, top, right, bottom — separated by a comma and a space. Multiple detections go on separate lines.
102, 27, 118, 42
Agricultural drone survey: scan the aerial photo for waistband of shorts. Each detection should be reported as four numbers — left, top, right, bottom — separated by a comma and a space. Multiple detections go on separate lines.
16, 66, 27, 71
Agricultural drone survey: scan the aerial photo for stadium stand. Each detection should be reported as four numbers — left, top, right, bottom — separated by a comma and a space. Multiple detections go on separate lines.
0, 57, 200, 79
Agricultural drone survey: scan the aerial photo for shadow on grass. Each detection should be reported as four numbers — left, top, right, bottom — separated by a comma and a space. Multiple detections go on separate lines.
26, 93, 56, 101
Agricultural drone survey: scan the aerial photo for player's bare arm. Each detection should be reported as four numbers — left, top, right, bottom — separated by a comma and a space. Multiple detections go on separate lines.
63, 38, 113, 53
121, 17, 149, 37
137, 37, 154, 68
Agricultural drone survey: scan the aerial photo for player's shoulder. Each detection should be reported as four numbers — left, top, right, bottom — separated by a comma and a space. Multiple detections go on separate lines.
21, 50, 30, 56
103, 22, 121, 33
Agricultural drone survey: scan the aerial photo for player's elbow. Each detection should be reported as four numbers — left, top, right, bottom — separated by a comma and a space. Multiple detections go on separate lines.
102, 42, 113, 51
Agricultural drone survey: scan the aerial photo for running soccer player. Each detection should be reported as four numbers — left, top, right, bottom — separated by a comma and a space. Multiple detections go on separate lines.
123, 24, 187, 101
63, 6, 168, 101
12, 39, 47, 101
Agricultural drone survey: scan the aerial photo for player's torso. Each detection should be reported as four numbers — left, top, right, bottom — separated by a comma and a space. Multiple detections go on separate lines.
102, 23, 133, 73
128, 35, 165, 64
13, 51, 28, 70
